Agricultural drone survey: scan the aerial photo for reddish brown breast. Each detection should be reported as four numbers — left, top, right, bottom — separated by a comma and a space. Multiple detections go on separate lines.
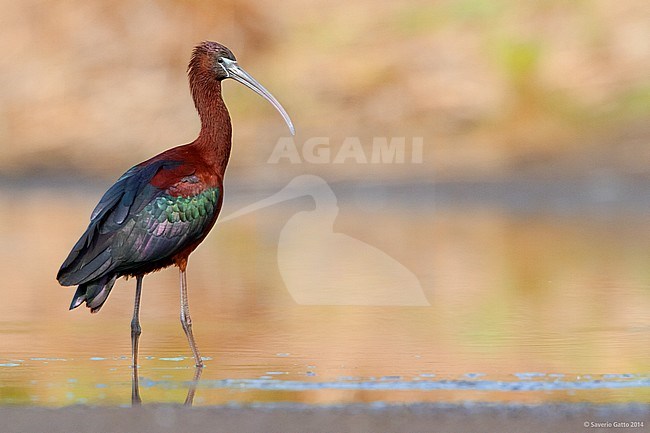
147, 145, 223, 194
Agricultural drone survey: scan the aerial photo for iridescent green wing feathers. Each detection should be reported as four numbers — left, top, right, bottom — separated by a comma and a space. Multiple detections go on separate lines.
115, 187, 219, 264
57, 160, 221, 287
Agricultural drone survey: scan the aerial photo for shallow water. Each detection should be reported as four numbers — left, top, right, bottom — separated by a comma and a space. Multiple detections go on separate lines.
0, 178, 648, 406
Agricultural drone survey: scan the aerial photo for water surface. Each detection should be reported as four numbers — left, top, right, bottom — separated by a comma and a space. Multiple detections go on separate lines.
0, 179, 648, 406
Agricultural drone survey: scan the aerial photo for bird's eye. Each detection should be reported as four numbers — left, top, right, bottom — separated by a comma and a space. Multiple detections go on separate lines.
217, 58, 224, 64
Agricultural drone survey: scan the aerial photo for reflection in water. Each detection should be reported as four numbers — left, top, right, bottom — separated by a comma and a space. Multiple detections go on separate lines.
0, 184, 648, 405
132, 364, 201, 406
183, 367, 202, 406
132, 364, 141, 405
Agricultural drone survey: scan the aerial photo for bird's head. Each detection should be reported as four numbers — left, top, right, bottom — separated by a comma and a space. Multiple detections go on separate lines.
189, 41, 294, 135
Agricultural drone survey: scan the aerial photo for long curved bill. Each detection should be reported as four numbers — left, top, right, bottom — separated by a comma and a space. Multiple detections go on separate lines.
220, 58, 295, 135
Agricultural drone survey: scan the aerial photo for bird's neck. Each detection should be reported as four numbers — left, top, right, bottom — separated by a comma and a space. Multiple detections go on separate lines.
191, 78, 232, 176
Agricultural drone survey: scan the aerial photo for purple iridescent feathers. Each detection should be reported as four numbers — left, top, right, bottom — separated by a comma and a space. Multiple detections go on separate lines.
57, 160, 220, 312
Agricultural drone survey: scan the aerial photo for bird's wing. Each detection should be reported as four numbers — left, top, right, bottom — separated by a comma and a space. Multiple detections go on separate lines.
57, 159, 220, 285
108, 175, 220, 268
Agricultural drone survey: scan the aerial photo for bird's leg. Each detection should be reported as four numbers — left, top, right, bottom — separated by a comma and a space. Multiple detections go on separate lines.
131, 275, 144, 366
131, 275, 143, 405
184, 366, 203, 406
179, 266, 204, 367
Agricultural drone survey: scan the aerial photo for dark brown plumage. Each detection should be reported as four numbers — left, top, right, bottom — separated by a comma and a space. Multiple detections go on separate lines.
57, 41, 294, 378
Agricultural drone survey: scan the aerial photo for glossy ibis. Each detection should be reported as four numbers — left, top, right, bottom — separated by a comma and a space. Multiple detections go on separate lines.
57, 41, 294, 370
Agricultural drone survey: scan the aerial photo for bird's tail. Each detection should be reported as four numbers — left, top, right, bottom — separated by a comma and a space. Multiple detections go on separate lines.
69, 274, 118, 313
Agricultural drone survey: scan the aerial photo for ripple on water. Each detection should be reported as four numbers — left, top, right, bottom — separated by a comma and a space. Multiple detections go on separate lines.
189, 375, 650, 392
30, 357, 67, 361
514, 372, 546, 380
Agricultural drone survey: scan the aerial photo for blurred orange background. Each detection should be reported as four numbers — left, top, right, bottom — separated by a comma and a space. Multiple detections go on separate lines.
0, 0, 648, 183
0, 0, 649, 406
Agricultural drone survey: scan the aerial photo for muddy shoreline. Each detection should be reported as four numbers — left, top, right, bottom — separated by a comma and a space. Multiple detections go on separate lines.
3, 403, 649, 433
